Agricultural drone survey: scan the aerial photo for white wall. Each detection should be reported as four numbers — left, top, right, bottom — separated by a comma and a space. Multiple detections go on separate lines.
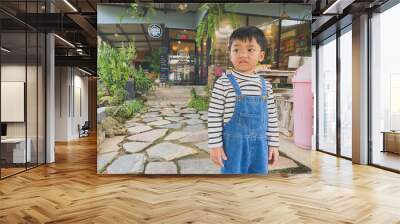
54, 67, 89, 141
71, 72, 89, 138
55, 66, 69, 141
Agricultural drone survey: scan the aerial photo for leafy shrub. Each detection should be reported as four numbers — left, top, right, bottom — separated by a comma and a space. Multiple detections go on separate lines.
203, 85, 210, 96
110, 88, 127, 106
188, 88, 210, 111
133, 66, 153, 93
98, 41, 136, 105
144, 48, 161, 74
188, 97, 209, 111
106, 100, 145, 120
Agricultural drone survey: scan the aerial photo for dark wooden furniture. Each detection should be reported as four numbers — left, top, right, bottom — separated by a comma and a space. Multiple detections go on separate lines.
381, 131, 400, 154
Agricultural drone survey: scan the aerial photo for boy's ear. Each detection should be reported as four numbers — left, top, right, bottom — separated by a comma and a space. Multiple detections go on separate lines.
259, 51, 265, 62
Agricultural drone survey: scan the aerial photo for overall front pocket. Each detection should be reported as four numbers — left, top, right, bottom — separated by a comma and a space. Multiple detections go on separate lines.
238, 113, 264, 131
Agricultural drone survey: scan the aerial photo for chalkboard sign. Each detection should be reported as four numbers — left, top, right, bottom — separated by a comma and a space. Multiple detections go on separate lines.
159, 48, 169, 83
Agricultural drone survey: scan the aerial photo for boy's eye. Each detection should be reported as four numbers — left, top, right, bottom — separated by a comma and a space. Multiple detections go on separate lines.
233, 49, 239, 53
248, 49, 255, 52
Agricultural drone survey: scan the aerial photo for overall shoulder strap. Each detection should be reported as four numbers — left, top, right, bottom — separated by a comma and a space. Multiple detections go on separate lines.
260, 77, 267, 96
226, 72, 242, 96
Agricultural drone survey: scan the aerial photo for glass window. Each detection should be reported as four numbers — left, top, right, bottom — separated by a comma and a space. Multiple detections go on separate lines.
27, 30, 38, 169
371, 3, 400, 171
279, 19, 311, 70
317, 35, 337, 154
169, 29, 195, 40
169, 40, 195, 84
258, 19, 280, 68
340, 26, 352, 158
1, 30, 28, 178
211, 14, 246, 69
0, 1, 46, 179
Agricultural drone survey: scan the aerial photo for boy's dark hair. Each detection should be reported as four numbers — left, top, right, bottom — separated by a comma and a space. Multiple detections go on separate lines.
228, 26, 266, 51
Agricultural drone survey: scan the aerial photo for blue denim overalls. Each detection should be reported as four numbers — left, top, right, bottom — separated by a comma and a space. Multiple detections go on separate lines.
221, 73, 269, 174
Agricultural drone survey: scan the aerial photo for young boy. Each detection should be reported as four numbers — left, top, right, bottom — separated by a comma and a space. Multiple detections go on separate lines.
208, 26, 279, 175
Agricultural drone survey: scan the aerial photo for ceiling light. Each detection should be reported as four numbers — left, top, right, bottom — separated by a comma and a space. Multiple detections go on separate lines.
1, 47, 11, 53
54, 34, 75, 48
63, 0, 78, 12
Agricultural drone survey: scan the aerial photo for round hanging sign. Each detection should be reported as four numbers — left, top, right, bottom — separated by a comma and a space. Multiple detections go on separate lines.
148, 24, 163, 39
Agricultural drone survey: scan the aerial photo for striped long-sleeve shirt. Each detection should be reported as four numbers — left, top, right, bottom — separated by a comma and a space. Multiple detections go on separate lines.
207, 70, 280, 149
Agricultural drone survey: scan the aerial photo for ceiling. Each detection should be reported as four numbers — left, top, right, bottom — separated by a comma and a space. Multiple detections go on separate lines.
1, 0, 394, 75
0, 0, 100, 74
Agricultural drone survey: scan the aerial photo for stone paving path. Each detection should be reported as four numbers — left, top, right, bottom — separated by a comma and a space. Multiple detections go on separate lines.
98, 86, 303, 174
98, 101, 218, 174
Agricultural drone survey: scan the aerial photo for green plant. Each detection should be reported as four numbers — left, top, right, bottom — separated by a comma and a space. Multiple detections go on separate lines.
196, 3, 239, 54
203, 85, 211, 96
98, 41, 136, 105
133, 66, 153, 94
97, 83, 106, 106
110, 88, 127, 106
119, 2, 156, 23
190, 87, 197, 98
188, 88, 210, 111
165, 80, 172, 87
144, 48, 161, 73
106, 100, 145, 120
105, 107, 116, 117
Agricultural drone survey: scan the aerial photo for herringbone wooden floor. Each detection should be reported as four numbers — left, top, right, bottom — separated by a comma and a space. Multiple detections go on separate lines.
0, 135, 399, 224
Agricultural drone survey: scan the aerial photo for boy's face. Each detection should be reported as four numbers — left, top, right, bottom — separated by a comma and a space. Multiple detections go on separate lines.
229, 37, 265, 74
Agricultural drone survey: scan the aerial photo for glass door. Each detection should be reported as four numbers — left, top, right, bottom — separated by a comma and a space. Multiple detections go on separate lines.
0, 1, 47, 179
317, 35, 337, 155
1, 30, 28, 178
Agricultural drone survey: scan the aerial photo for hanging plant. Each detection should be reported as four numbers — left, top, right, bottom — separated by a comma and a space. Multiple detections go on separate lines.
119, 2, 156, 23
195, 3, 239, 54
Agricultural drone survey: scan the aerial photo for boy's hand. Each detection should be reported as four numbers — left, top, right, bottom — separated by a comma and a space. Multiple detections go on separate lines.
268, 147, 279, 166
210, 147, 228, 167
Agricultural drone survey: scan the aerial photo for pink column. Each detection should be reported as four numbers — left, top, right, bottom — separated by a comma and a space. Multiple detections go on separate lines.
292, 80, 313, 149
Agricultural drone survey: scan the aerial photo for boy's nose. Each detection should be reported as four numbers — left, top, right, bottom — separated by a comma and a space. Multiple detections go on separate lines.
238, 51, 249, 58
